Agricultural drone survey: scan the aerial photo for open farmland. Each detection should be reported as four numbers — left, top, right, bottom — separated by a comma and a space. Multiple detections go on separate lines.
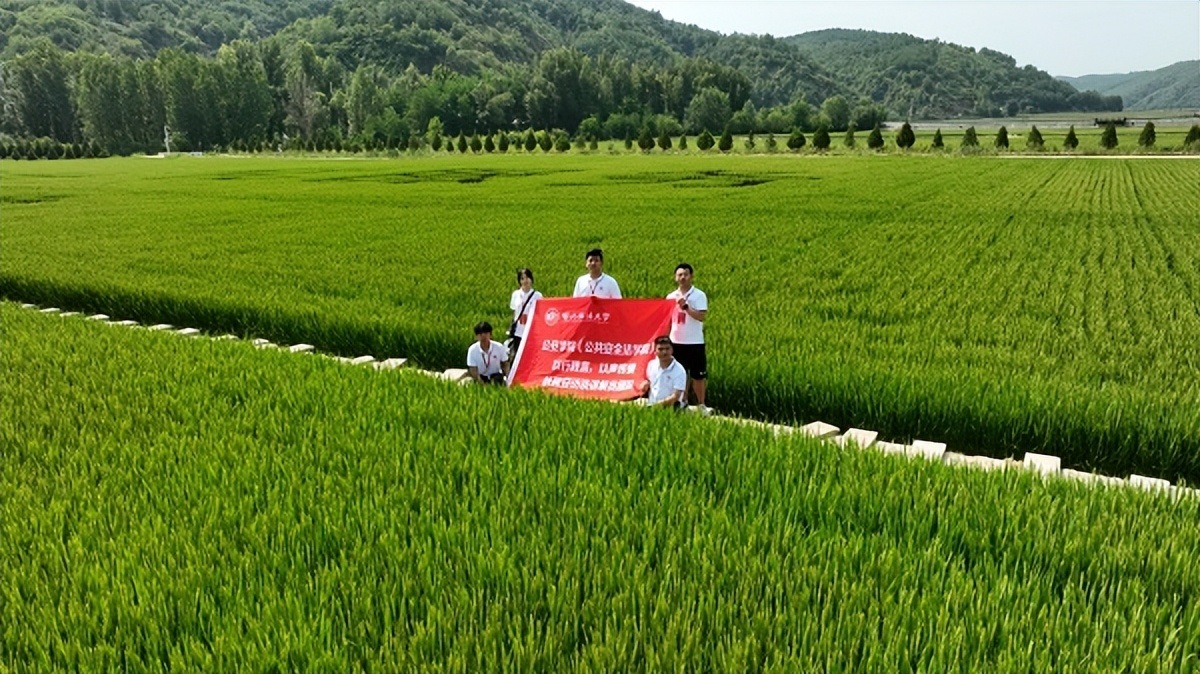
1, 154, 1198, 482
3, 305, 1200, 671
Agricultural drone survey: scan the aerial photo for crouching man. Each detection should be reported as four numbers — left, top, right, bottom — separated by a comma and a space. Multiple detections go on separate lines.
639, 336, 687, 409
467, 321, 509, 385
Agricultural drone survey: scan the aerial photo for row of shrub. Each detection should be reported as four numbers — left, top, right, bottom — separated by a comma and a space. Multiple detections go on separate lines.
6, 123, 1199, 160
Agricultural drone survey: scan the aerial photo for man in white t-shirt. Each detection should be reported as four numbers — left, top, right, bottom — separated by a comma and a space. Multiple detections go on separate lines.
572, 248, 622, 298
639, 336, 687, 409
508, 267, 542, 353
466, 321, 509, 385
666, 262, 709, 410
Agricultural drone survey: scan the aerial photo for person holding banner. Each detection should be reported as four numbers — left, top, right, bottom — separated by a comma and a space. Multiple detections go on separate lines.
666, 263, 709, 412
640, 336, 688, 409
507, 267, 542, 354
467, 321, 510, 385
572, 248, 622, 298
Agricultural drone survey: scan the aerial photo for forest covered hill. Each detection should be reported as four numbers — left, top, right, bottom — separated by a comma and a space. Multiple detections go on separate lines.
1059, 61, 1199, 111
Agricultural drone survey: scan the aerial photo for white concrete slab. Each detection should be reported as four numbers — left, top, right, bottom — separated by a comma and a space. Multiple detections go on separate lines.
288, 344, 315, 353
374, 357, 408, 370
835, 428, 878, 449
1061, 469, 1101, 484
351, 355, 376, 365
874, 441, 908, 455
944, 453, 1008, 471
20, 303, 36, 309
148, 324, 173, 331
113, 320, 138, 326
908, 440, 947, 460
87, 314, 109, 321
799, 421, 839, 438
59, 312, 80, 318
1129, 474, 1170, 492
177, 328, 201, 337
1023, 452, 1062, 475
217, 334, 239, 340
39, 307, 61, 314
440, 368, 472, 382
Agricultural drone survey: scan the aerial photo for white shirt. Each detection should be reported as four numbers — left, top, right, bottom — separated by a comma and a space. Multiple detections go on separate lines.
509, 289, 543, 338
467, 340, 508, 376
573, 273, 621, 299
666, 286, 708, 344
646, 358, 687, 406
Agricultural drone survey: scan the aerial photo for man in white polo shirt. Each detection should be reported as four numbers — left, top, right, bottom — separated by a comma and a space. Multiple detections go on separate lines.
639, 336, 687, 409
466, 321, 509, 385
572, 248, 622, 298
666, 262, 709, 411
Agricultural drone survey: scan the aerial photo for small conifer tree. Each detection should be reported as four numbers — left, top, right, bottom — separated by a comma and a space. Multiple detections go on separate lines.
1138, 121, 1156, 148
498, 132, 509, 152
589, 136, 598, 151
573, 134, 586, 151
624, 132, 633, 150
995, 126, 1009, 149
1026, 125, 1044, 150
866, 123, 883, 149
718, 127, 733, 152
787, 129, 806, 150
1185, 124, 1200, 146
962, 126, 979, 147
843, 128, 856, 148
1064, 125, 1079, 150
744, 131, 755, 151
555, 132, 571, 152
678, 134, 688, 150
896, 122, 915, 149
1100, 122, 1118, 150
456, 133, 468, 153
484, 134, 495, 153
697, 129, 715, 151
538, 129, 553, 152
765, 133, 777, 152
813, 125, 831, 150
470, 134, 482, 153
637, 127, 654, 151
657, 130, 672, 151
931, 129, 944, 149
523, 129, 537, 152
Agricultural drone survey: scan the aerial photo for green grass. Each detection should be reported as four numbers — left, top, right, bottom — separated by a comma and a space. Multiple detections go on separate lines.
1, 154, 1198, 482
3, 304, 1199, 672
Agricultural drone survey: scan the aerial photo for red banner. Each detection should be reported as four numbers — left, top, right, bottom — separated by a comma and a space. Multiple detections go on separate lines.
508, 297, 675, 400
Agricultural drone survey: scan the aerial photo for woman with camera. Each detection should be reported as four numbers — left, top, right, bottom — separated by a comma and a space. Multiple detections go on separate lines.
507, 267, 542, 355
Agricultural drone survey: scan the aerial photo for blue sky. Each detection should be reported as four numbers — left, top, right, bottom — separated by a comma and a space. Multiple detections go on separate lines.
624, 0, 1199, 77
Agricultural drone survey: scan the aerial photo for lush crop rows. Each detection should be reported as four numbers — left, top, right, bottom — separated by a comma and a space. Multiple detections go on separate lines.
1, 155, 1197, 481
3, 305, 1199, 672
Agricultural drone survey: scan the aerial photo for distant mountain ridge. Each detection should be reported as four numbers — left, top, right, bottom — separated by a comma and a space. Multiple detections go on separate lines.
1058, 61, 1199, 111
784, 29, 1120, 119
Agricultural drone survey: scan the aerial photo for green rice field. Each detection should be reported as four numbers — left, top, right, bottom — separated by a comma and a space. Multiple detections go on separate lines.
3, 304, 1199, 672
2, 154, 1198, 484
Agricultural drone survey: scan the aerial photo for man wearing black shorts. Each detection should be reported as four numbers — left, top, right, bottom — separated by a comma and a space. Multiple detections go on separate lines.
666, 263, 709, 412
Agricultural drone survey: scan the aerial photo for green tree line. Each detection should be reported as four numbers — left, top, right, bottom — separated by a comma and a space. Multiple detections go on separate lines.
0, 39, 892, 155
